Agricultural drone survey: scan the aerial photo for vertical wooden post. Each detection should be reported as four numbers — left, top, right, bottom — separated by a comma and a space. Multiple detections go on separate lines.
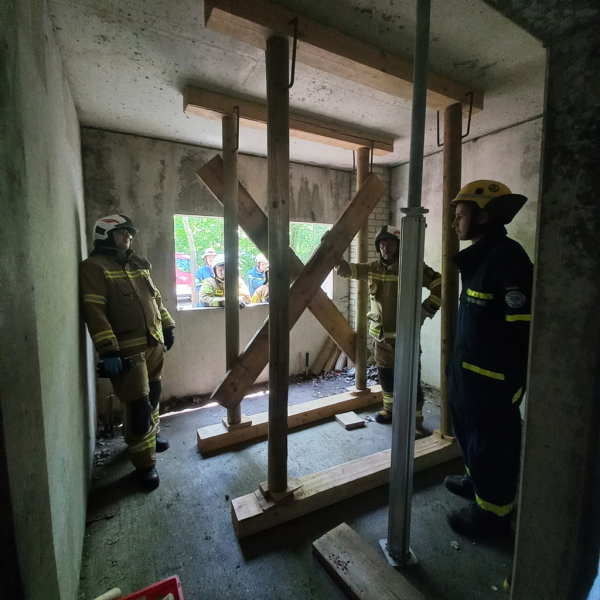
355, 147, 370, 390
266, 36, 290, 494
440, 102, 462, 437
223, 114, 241, 425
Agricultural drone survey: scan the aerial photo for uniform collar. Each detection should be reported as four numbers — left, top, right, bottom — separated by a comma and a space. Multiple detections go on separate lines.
92, 247, 150, 269
379, 257, 399, 272
453, 225, 507, 274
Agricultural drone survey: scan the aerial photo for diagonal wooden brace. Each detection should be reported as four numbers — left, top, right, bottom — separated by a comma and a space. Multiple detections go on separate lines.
197, 155, 356, 361
200, 160, 385, 410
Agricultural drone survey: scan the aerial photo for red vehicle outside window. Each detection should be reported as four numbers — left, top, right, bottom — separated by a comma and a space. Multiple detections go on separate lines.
175, 252, 192, 298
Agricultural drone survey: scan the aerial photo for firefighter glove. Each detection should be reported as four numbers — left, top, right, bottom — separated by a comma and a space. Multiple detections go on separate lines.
103, 357, 123, 375
163, 327, 175, 351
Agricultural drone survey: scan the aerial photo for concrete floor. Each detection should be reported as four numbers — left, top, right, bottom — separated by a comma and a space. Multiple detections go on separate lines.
79, 376, 515, 600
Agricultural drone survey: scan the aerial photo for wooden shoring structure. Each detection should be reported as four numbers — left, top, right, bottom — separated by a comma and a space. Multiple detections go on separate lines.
196, 0, 474, 554
197, 155, 357, 362
354, 147, 370, 390
439, 102, 462, 437
222, 114, 244, 426
266, 35, 291, 493
197, 387, 382, 454
200, 169, 385, 411
231, 431, 460, 539
204, 0, 483, 113
184, 87, 394, 155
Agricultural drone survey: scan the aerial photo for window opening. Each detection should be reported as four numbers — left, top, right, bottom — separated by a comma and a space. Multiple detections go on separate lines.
174, 216, 333, 310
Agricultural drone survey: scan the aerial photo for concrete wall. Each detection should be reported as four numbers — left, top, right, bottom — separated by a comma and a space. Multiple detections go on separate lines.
0, 0, 93, 598
81, 128, 354, 402
391, 118, 542, 388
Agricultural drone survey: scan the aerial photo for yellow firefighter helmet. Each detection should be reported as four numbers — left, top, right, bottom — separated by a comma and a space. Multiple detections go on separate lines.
451, 180, 527, 224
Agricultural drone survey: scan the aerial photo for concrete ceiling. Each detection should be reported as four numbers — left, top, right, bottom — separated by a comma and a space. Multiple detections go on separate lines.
49, 0, 546, 169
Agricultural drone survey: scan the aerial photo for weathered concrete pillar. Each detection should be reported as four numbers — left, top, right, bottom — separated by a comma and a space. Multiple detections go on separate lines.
511, 24, 600, 600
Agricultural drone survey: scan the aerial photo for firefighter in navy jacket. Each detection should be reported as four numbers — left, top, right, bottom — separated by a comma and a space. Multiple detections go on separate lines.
444, 180, 533, 536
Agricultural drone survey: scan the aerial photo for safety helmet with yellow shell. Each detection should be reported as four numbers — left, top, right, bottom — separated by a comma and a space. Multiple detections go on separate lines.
450, 180, 527, 224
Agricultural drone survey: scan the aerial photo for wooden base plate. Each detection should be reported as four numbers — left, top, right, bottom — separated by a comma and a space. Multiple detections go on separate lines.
197, 387, 381, 453
231, 431, 461, 539
313, 523, 426, 600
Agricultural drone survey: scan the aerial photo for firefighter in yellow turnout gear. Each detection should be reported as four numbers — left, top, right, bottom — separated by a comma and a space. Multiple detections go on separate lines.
80, 215, 175, 490
335, 225, 441, 436
199, 254, 252, 308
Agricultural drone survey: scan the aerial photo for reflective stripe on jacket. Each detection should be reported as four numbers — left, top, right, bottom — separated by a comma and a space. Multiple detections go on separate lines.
252, 284, 269, 304
451, 226, 533, 384
335, 258, 442, 342
80, 253, 175, 357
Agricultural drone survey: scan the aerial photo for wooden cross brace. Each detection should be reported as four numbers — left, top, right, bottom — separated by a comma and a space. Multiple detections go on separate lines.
198, 156, 357, 361
197, 155, 385, 410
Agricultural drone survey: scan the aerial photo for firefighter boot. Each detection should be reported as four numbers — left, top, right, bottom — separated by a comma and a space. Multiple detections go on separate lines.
149, 380, 169, 453
138, 466, 160, 491
446, 502, 511, 537
156, 436, 170, 452
375, 407, 392, 424
444, 474, 476, 500
375, 393, 393, 424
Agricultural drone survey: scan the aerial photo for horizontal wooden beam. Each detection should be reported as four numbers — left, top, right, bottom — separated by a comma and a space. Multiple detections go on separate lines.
204, 0, 483, 113
211, 173, 385, 410
231, 432, 461, 538
197, 155, 356, 362
184, 87, 393, 155
197, 387, 382, 453
313, 523, 427, 600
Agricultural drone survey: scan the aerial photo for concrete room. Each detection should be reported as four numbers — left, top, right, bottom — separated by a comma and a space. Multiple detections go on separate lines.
1, 0, 598, 599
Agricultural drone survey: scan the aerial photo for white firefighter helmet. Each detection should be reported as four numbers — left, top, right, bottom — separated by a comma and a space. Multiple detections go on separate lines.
93, 214, 138, 241
212, 253, 225, 278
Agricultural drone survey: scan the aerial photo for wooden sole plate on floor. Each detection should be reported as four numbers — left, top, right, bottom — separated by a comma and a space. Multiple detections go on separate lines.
313, 523, 426, 600
197, 387, 382, 453
232, 431, 460, 539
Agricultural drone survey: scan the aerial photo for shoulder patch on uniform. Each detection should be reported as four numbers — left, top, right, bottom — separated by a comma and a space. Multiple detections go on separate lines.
505, 291, 526, 308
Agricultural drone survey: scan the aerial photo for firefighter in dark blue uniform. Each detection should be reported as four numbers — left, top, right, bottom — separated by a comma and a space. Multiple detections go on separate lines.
444, 180, 533, 536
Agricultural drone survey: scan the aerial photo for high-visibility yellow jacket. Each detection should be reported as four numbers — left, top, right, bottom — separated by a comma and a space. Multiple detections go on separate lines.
199, 277, 252, 307
252, 284, 269, 304
335, 258, 442, 343
80, 252, 175, 358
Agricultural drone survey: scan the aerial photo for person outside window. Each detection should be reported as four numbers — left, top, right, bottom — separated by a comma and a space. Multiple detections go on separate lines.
199, 254, 252, 308
246, 253, 269, 297
251, 266, 269, 303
